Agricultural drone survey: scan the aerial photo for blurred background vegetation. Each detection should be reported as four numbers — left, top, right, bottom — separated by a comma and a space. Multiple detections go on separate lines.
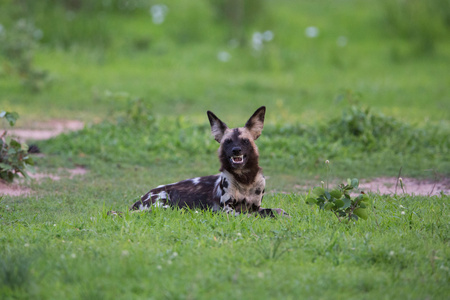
1, 0, 449, 123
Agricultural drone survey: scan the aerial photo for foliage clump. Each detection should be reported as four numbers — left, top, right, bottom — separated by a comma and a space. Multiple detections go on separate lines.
306, 178, 369, 222
0, 111, 34, 182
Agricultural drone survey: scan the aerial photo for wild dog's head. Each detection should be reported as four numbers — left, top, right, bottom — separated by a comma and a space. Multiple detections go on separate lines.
207, 106, 265, 179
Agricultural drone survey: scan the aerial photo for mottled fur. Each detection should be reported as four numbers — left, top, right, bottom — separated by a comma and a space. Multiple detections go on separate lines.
130, 106, 288, 217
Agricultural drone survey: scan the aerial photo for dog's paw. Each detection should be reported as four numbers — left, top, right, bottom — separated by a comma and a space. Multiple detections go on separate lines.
272, 208, 290, 218
258, 208, 290, 218
107, 210, 122, 216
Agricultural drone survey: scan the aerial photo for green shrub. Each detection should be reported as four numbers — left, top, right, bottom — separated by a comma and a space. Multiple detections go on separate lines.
0, 111, 34, 182
306, 177, 369, 222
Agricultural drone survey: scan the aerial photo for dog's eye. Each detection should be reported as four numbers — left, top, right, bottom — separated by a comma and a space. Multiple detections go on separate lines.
242, 138, 250, 144
225, 139, 232, 144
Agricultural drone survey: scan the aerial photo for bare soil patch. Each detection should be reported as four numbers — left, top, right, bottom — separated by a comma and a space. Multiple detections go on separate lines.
0, 167, 88, 197
294, 177, 449, 196
8, 120, 84, 142
30, 167, 88, 181
0, 181, 32, 197
358, 177, 450, 196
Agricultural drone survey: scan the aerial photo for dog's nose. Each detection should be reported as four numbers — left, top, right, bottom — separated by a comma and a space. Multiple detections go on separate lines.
232, 147, 242, 155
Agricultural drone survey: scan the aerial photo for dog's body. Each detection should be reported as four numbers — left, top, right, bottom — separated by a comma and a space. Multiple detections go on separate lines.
130, 106, 288, 217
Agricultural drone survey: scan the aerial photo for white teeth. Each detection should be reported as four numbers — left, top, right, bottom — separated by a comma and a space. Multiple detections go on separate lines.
231, 155, 244, 163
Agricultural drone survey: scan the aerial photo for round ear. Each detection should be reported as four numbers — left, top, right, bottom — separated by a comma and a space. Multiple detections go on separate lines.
244, 106, 266, 140
207, 110, 228, 143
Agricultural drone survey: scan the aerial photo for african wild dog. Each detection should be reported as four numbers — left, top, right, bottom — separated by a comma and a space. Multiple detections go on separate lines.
130, 106, 289, 217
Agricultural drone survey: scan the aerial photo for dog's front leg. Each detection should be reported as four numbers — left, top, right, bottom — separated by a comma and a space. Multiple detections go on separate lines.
222, 204, 241, 216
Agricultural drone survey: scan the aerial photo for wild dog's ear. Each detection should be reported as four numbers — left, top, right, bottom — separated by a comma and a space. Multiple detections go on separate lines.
207, 110, 228, 143
245, 106, 266, 140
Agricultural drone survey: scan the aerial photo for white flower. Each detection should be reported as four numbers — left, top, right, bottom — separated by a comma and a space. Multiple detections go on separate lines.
71, 253, 76, 258
337, 36, 348, 47
157, 265, 162, 270
252, 32, 263, 51
305, 26, 319, 38
122, 250, 129, 256
262, 30, 274, 41
150, 4, 168, 25
217, 51, 231, 62
24, 243, 30, 247
401, 211, 405, 215
389, 251, 395, 256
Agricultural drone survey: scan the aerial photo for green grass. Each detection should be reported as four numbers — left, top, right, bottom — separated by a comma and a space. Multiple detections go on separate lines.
1, 186, 449, 299
1, 0, 449, 299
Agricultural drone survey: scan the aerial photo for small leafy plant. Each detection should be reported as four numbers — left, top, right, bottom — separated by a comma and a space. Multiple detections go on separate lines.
0, 111, 34, 182
306, 178, 369, 222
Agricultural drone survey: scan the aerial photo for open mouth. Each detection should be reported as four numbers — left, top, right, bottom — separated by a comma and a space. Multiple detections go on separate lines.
230, 155, 245, 164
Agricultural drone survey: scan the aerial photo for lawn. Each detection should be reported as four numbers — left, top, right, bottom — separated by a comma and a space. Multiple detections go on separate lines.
1, 0, 449, 299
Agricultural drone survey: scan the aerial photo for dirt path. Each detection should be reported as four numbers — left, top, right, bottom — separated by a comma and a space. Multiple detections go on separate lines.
7, 120, 84, 142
